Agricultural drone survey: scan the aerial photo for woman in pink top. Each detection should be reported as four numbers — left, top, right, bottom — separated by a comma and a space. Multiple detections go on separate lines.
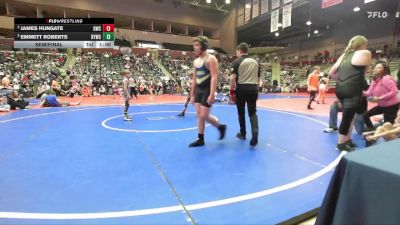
363, 62, 400, 130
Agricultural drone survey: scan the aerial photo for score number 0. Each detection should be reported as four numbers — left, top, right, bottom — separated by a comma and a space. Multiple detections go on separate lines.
103, 24, 114, 32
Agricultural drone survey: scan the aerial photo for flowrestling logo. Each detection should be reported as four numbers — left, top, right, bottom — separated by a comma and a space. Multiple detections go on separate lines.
367, 11, 389, 19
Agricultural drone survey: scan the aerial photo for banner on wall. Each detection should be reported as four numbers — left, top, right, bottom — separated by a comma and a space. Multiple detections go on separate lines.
237, 4, 245, 26
270, 9, 279, 32
261, 0, 269, 14
321, 0, 343, 9
282, 3, 292, 28
244, 1, 251, 23
271, 0, 280, 10
252, 0, 260, 18
237, 14, 244, 26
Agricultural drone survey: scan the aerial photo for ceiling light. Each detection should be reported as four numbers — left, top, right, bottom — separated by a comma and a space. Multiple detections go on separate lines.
245, 4, 251, 9
353, 6, 360, 12
225, 0, 231, 4
314, 30, 319, 34
206, 0, 211, 3
306, 20, 312, 26
275, 32, 279, 37
278, 23, 282, 27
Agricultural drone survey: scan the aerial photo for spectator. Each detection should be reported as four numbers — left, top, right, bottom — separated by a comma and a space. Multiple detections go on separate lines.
1, 76, 11, 89
329, 35, 371, 151
99, 84, 106, 95
0, 96, 10, 112
112, 82, 120, 98
0, 88, 12, 112
81, 85, 91, 97
41, 82, 50, 93
363, 62, 399, 131
7, 90, 30, 110
324, 99, 365, 134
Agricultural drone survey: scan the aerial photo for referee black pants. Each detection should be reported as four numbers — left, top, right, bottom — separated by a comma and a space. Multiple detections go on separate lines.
236, 84, 259, 136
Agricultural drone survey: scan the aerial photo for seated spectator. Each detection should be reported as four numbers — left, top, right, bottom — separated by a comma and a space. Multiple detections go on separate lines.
99, 85, 106, 95
93, 89, 100, 96
51, 80, 63, 96
0, 88, 11, 112
139, 83, 146, 95
324, 100, 365, 134
66, 84, 79, 98
41, 82, 50, 93
364, 115, 400, 143
112, 82, 120, 98
1, 76, 11, 89
81, 85, 91, 97
7, 90, 30, 110
149, 82, 155, 95
51, 80, 60, 90
0, 96, 10, 112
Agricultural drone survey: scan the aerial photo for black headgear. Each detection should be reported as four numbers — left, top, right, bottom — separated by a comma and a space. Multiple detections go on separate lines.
194, 36, 209, 51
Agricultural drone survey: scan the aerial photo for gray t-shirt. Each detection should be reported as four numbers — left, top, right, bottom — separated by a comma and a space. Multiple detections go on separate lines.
231, 55, 260, 85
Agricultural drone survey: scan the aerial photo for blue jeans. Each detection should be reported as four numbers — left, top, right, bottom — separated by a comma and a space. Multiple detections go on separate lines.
329, 102, 365, 134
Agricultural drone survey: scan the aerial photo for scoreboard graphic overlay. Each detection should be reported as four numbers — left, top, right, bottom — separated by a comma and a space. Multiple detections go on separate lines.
14, 18, 115, 49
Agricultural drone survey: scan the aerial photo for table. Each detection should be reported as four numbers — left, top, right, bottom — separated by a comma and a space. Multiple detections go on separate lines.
316, 139, 400, 225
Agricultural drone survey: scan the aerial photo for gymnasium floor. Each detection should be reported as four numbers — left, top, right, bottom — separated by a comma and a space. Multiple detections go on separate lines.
0, 94, 365, 225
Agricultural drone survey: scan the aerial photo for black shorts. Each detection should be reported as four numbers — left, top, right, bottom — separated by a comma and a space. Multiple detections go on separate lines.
43, 101, 61, 107
195, 88, 211, 108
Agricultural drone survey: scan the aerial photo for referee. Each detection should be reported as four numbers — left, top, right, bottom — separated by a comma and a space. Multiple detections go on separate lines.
230, 42, 260, 146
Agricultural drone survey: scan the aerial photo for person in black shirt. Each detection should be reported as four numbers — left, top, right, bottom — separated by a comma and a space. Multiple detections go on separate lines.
230, 43, 260, 146
7, 90, 30, 110
329, 35, 371, 151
